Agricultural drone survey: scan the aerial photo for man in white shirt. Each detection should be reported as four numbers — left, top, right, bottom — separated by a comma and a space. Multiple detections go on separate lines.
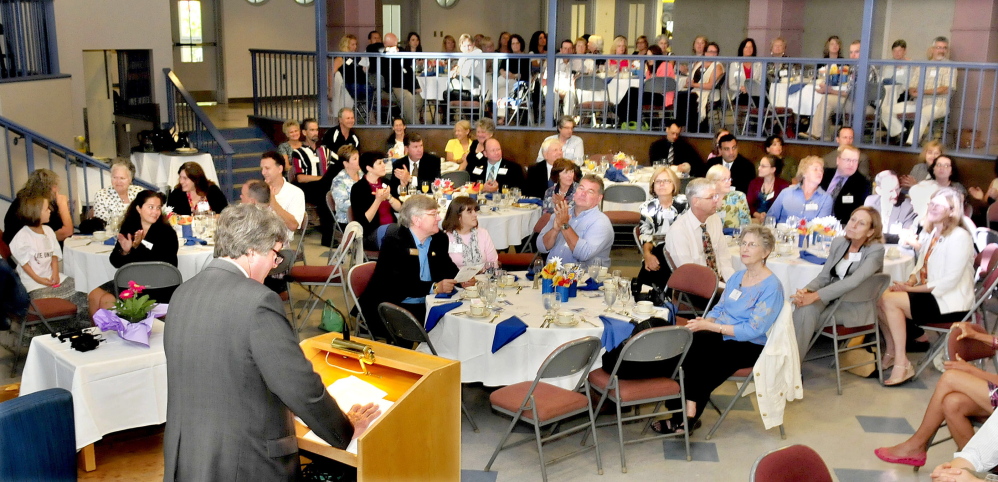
665, 178, 734, 282
880, 36, 956, 146
535, 116, 585, 164
260, 151, 305, 236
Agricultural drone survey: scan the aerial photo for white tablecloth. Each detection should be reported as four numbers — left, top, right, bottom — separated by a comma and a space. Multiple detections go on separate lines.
476, 205, 542, 250
607, 76, 641, 105
131, 152, 218, 191
418, 278, 670, 389
768, 81, 818, 116
728, 243, 915, 294
416, 75, 450, 102
19, 320, 167, 450
61, 235, 215, 293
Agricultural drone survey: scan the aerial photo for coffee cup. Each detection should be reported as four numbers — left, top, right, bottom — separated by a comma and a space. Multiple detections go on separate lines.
599, 266, 609, 278
557, 311, 575, 325
470, 300, 486, 316
887, 246, 900, 259
504, 274, 515, 287
635, 301, 654, 314
464, 286, 479, 299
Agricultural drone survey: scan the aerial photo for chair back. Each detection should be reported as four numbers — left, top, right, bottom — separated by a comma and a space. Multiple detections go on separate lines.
618, 326, 692, 378
497, 252, 537, 271
575, 76, 606, 92
602, 184, 646, 204
978, 243, 998, 286
377, 302, 434, 352
666, 263, 719, 306
325, 191, 336, 216
348, 261, 377, 303
973, 227, 998, 253
642, 76, 677, 98
342, 221, 365, 267
0, 229, 10, 260
987, 202, 998, 225
443, 170, 471, 185
537, 336, 602, 384
948, 322, 996, 363
0, 388, 77, 481
292, 211, 310, 264
838, 273, 892, 304
632, 225, 642, 249
749, 444, 832, 482
114, 261, 184, 302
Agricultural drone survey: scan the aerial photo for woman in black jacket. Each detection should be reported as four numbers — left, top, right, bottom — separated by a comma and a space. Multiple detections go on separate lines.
350, 153, 402, 250
166, 162, 228, 215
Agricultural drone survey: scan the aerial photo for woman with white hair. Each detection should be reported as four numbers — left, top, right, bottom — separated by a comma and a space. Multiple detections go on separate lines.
92, 158, 143, 224
707, 164, 750, 229
863, 170, 917, 244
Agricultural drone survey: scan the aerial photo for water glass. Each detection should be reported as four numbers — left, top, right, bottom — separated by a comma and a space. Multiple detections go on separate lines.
483, 284, 499, 310
542, 292, 561, 317
603, 286, 618, 312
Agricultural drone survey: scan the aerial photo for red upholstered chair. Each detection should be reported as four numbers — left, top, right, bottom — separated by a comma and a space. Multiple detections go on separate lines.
665, 263, 719, 323
346, 261, 376, 338
749, 444, 833, 482
497, 252, 537, 271
484, 337, 604, 482
804, 273, 892, 394
585, 326, 694, 472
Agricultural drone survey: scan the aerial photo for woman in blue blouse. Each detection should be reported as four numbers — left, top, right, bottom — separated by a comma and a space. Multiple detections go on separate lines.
766, 155, 834, 224
654, 224, 784, 434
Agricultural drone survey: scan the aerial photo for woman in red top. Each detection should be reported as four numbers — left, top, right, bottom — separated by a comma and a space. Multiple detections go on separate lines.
350, 152, 402, 250
747, 155, 790, 223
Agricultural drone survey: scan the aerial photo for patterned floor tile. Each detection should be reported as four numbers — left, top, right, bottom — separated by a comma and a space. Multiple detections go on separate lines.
461, 469, 499, 482
856, 415, 915, 435
663, 440, 720, 462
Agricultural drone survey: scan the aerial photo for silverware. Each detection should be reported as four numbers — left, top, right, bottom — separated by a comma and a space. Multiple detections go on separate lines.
488, 314, 499, 323
581, 317, 598, 327
451, 311, 468, 316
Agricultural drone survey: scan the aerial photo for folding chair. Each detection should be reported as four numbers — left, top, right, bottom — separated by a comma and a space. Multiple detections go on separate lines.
602, 184, 646, 248
325, 191, 344, 249
484, 337, 604, 482
632, 226, 643, 255
520, 211, 551, 255
987, 202, 998, 231
346, 261, 376, 338
664, 263, 719, 321
585, 326, 694, 472
5, 299, 78, 376
376, 302, 479, 432
640, 76, 677, 131
442, 170, 470, 186
287, 223, 361, 334
575, 76, 614, 128
973, 227, 998, 253
749, 444, 833, 482
113, 261, 184, 304
804, 273, 891, 394
293, 211, 309, 265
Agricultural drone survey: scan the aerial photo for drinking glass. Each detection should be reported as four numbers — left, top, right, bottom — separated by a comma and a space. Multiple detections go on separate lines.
764, 216, 776, 230
421, 181, 430, 193
532, 258, 544, 275
603, 286, 618, 312
484, 261, 498, 280
542, 292, 561, 319
483, 283, 499, 311
618, 277, 632, 309
611, 270, 621, 287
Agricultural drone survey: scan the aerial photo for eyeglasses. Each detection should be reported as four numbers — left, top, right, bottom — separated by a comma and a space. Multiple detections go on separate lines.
654, 179, 673, 185
738, 241, 761, 248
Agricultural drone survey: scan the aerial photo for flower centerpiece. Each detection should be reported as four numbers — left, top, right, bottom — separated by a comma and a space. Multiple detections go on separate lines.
539, 257, 563, 293
92, 281, 167, 346
433, 178, 454, 195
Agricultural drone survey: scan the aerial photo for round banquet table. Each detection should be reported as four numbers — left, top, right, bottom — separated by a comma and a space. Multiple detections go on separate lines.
417, 273, 671, 389
728, 243, 916, 295
62, 235, 216, 293
130, 152, 219, 191
476, 205, 542, 250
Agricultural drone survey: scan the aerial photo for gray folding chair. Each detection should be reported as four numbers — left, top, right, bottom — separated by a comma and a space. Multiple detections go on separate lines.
804, 273, 891, 394
485, 337, 604, 482
585, 326, 694, 472
377, 302, 479, 432
602, 184, 647, 205
442, 170, 470, 185
113, 261, 184, 303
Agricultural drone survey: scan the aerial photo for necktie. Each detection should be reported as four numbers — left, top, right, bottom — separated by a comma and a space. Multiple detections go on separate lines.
667, 144, 674, 166
411, 161, 419, 186
487, 163, 497, 182
701, 223, 718, 277
918, 235, 939, 285
829, 176, 845, 198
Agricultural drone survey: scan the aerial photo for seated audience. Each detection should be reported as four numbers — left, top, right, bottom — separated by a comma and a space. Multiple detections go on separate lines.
880, 37, 956, 146
330, 145, 362, 227
275, 119, 301, 173
791, 206, 885, 357
653, 225, 784, 434
821, 145, 870, 225
292, 117, 338, 246
452, 34, 484, 91
706, 134, 755, 194
552, 39, 578, 118
747, 155, 789, 223
351, 152, 401, 250
764, 135, 798, 185
705, 129, 730, 161
496, 34, 531, 125
166, 162, 228, 216
358, 195, 462, 339
240, 179, 270, 206
818, 35, 844, 69
648, 120, 703, 176
900, 140, 942, 189
637, 167, 688, 287
727, 38, 763, 107
91, 158, 143, 226
3, 169, 73, 245
802, 41, 862, 141
880, 39, 911, 88
379, 33, 423, 125
708, 164, 750, 229
390, 133, 442, 197
665, 178, 735, 283
384, 117, 408, 159
331, 34, 369, 110
497, 32, 511, 53
442, 196, 498, 269
909, 155, 967, 220
464, 118, 495, 169
320, 107, 360, 178
687, 42, 724, 127
878, 187, 975, 386
536, 116, 584, 165
260, 151, 306, 236
864, 170, 918, 243
87, 190, 180, 315
877, 322, 998, 469
527, 137, 564, 199
767, 156, 835, 224
445, 119, 472, 169
537, 174, 614, 267
542, 159, 581, 214
821, 127, 871, 177
467, 138, 525, 193
633, 35, 649, 56
607, 35, 629, 75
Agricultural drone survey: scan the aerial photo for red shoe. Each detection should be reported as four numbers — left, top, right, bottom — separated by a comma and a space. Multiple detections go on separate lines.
875, 447, 926, 467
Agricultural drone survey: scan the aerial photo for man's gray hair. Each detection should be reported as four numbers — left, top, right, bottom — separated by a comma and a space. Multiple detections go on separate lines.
337, 106, 354, 119
214, 204, 289, 259
874, 169, 898, 187
244, 179, 271, 204
540, 136, 563, 156
686, 177, 714, 199
581, 174, 604, 195
398, 194, 438, 228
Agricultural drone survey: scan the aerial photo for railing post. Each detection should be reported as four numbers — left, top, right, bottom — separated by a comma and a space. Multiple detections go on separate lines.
24, 133, 34, 172
850, 0, 874, 145
544, 0, 557, 127
251, 50, 260, 117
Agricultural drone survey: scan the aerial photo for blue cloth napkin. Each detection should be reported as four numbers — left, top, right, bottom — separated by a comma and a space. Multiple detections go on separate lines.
491, 316, 528, 353
787, 83, 805, 96
579, 278, 600, 291
722, 227, 736, 236
103, 237, 116, 246
516, 197, 543, 206
604, 167, 629, 182
799, 250, 827, 265
599, 315, 636, 352
424, 301, 462, 332
183, 237, 208, 246
525, 270, 535, 281
435, 290, 457, 299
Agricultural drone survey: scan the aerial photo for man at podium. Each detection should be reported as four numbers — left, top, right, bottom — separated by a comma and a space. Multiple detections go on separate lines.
163, 204, 380, 481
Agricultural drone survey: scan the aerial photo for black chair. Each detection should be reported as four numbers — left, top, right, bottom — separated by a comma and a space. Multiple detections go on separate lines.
113, 261, 184, 304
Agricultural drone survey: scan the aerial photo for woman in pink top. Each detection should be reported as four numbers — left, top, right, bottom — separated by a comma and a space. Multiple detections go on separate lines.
442, 196, 498, 269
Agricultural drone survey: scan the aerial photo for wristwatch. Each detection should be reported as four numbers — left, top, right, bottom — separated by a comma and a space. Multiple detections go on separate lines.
561, 223, 571, 231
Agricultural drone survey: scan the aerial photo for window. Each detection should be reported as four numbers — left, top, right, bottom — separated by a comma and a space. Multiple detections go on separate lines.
178, 1, 203, 63
294, 0, 314, 4
382, 5, 401, 42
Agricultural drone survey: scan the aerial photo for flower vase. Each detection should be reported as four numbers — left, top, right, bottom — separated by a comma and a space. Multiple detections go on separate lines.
798, 234, 808, 249
542, 278, 554, 293
568, 281, 578, 298
556, 285, 570, 302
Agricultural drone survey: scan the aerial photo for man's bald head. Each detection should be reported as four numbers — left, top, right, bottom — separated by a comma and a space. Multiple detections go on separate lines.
384, 33, 398, 48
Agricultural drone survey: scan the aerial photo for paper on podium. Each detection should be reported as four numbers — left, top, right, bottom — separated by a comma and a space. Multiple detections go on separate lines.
302, 376, 395, 454
454, 264, 483, 283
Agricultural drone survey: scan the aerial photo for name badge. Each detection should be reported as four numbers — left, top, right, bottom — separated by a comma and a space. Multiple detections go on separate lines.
765, 191, 774, 201
805, 203, 818, 211
409, 248, 419, 256
141, 239, 154, 250
842, 195, 854, 204
346, 59, 353, 65
448, 243, 463, 253
498, 168, 508, 175
729, 289, 742, 301
847, 252, 861, 262
472, 167, 484, 175
889, 223, 903, 234
476, 152, 484, 159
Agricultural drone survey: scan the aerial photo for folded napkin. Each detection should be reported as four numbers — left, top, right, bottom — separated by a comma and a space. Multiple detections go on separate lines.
425, 301, 463, 332
799, 250, 827, 265
183, 237, 208, 246
516, 197, 543, 206
435, 290, 457, 299
103, 237, 116, 246
604, 167, 629, 183
491, 316, 528, 353
599, 315, 636, 352
722, 228, 737, 236
579, 278, 600, 291
787, 83, 805, 96
525, 270, 535, 281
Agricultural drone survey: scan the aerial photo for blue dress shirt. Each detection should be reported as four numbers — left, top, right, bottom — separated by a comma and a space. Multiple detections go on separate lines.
536, 206, 614, 267
766, 184, 834, 224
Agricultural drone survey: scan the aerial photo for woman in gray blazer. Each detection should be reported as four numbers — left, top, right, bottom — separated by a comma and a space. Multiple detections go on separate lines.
791, 205, 886, 358
864, 170, 918, 244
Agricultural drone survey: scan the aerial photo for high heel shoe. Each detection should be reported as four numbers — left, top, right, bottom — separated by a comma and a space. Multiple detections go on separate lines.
884, 361, 915, 386
881, 353, 895, 370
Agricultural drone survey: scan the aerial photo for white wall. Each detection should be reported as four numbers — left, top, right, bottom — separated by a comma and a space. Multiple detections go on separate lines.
880, 0, 954, 59
672, 0, 748, 56
417, 0, 546, 51
220, 0, 317, 100
801, 0, 864, 57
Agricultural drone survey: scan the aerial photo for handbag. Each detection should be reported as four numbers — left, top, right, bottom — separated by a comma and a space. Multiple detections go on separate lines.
319, 301, 346, 333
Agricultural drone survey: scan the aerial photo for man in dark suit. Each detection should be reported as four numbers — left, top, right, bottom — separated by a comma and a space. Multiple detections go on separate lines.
820, 145, 870, 224
379, 33, 423, 124
821, 127, 871, 177
164, 204, 379, 481
467, 138, 525, 193
648, 120, 704, 176
525, 137, 563, 199
359, 195, 461, 342
705, 134, 755, 194
389, 133, 441, 197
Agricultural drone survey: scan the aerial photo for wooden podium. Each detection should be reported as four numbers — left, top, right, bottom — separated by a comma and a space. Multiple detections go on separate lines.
296, 333, 461, 481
